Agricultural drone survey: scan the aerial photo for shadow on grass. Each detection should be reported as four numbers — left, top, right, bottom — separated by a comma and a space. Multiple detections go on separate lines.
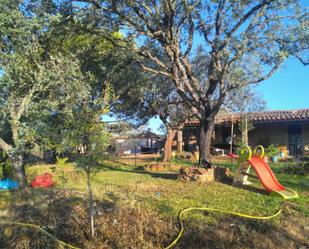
277, 178, 309, 192
173, 214, 308, 249
0, 189, 117, 249
237, 184, 270, 195
0, 186, 307, 249
99, 162, 179, 180
223, 178, 270, 196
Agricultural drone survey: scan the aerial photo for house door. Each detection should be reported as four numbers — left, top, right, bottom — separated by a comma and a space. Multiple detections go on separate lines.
288, 126, 303, 156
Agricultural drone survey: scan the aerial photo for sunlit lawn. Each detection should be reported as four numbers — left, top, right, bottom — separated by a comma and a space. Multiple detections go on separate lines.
18, 158, 308, 222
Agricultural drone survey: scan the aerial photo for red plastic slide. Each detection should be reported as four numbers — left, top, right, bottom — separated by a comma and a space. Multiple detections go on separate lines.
247, 156, 284, 192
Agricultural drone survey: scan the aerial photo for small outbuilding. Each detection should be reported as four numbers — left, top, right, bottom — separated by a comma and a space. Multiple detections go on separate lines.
113, 130, 164, 155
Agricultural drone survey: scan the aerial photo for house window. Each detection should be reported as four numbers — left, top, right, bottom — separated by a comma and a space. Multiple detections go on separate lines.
288, 125, 303, 156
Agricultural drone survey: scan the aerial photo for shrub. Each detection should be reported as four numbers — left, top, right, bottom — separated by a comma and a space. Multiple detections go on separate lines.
265, 144, 280, 157
56, 156, 69, 190
280, 163, 309, 175
0, 151, 14, 179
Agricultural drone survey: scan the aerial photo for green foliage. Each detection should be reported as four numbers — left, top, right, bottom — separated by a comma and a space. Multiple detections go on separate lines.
0, 2, 91, 154
56, 157, 68, 167
280, 162, 309, 176
0, 152, 14, 179
234, 138, 246, 154
0, 1, 119, 160
0, 1, 120, 187
1, 162, 14, 179
265, 144, 280, 158
55, 156, 69, 189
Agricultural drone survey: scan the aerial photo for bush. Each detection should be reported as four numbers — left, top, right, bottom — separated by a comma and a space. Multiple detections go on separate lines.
280, 162, 309, 175
235, 138, 246, 154
265, 144, 280, 157
0, 161, 14, 179
0, 151, 14, 179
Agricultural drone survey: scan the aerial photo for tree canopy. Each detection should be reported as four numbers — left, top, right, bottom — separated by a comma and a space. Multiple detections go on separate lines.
73, 0, 308, 161
0, 0, 122, 188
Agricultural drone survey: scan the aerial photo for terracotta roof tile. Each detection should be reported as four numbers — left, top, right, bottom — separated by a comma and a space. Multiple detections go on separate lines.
186, 108, 309, 126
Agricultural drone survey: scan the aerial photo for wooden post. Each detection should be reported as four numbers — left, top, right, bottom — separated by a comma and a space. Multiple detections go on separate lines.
245, 115, 248, 146
241, 114, 249, 146
177, 130, 183, 153
135, 144, 137, 167
230, 115, 234, 154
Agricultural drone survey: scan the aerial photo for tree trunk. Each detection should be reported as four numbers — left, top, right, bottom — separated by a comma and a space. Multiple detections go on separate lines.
87, 170, 95, 238
198, 119, 215, 166
163, 129, 176, 162
10, 154, 28, 190
242, 116, 248, 146
176, 130, 183, 153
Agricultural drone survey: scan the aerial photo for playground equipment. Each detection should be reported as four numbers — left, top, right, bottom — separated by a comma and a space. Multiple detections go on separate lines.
233, 145, 298, 199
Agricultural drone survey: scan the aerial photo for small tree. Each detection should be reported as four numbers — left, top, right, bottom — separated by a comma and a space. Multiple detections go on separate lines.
55, 156, 69, 191
74, 121, 110, 238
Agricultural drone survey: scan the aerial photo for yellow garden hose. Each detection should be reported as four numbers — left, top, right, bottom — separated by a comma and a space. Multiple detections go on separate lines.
164, 206, 282, 249
1, 161, 287, 249
0, 205, 282, 249
0, 220, 81, 249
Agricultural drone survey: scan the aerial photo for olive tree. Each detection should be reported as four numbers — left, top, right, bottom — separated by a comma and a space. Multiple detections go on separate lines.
0, 2, 90, 189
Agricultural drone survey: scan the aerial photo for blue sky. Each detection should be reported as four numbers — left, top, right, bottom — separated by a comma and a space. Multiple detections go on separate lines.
256, 58, 309, 110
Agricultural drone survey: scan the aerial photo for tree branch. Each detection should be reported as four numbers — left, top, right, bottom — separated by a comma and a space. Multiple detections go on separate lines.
227, 0, 273, 38
183, 14, 194, 58
228, 61, 283, 91
0, 137, 12, 154
217, 0, 274, 52
215, 0, 226, 38
196, 13, 213, 45
138, 62, 172, 78
138, 49, 169, 70
295, 53, 309, 66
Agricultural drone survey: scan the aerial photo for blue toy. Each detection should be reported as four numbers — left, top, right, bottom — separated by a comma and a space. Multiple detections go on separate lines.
0, 179, 18, 190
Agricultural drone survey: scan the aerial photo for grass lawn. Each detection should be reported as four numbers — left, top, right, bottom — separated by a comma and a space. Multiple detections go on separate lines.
0, 157, 308, 249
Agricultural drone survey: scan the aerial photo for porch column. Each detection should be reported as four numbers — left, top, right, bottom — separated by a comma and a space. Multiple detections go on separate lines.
242, 116, 249, 146
177, 130, 183, 153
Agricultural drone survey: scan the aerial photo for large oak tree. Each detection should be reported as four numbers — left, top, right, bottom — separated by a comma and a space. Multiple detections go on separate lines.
74, 0, 308, 162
